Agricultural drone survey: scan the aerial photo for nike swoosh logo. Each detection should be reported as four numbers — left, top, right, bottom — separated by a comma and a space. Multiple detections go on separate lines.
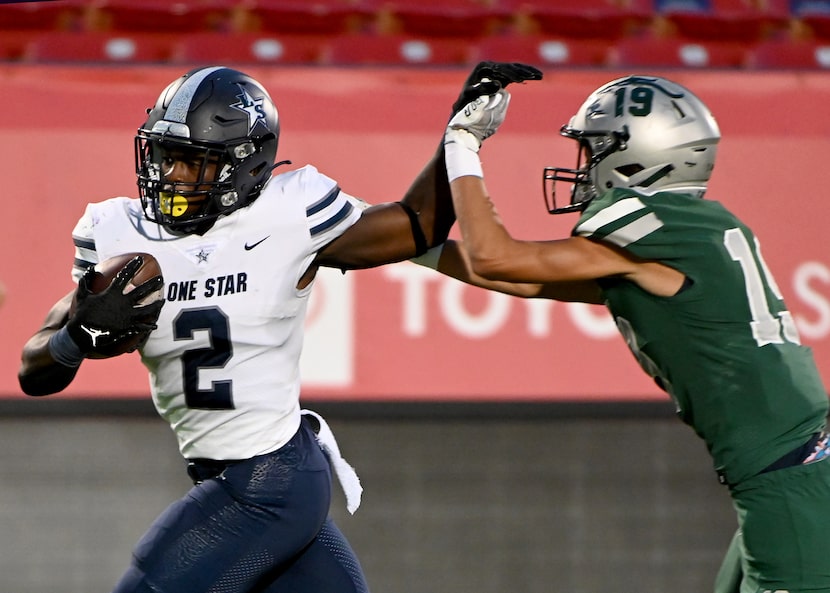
244, 236, 270, 251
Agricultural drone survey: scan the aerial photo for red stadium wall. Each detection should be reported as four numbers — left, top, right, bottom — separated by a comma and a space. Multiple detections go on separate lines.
2, 65, 830, 402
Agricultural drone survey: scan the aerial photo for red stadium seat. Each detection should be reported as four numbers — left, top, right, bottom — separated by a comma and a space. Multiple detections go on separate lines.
0, 32, 38, 61
501, 0, 652, 39
656, 0, 789, 41
25, 32, 175, 63
790, 0, 830, 38
368, 0, 511, 37
610, 35, 748, 68
173, 33, 328, 65
87, 0, 229, 33
747, 38, 830, 68
791, 0, 830, 14
324, 34, 472, 65
0, 0, 85, 31
799, 15, 830, 39
238, 0, 374, 35
474, 35, 611, 67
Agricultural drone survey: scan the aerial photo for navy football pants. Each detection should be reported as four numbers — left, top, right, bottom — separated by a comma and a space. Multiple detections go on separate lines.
111, 419, 369, 593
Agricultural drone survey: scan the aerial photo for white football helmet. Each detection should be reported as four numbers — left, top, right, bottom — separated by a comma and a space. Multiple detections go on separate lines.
544, 75, 721, 214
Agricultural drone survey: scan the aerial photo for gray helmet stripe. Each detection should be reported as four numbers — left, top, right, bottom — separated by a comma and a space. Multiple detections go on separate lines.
165, 66, 226, 124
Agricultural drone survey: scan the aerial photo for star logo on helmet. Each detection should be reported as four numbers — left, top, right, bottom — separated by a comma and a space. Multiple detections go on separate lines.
231, 85, 267, 133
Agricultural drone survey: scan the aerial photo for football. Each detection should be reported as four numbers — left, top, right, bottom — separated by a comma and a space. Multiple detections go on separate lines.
70, 252, 164, 358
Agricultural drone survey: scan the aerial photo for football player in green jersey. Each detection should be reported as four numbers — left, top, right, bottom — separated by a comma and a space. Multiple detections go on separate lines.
420, 75, 830, 591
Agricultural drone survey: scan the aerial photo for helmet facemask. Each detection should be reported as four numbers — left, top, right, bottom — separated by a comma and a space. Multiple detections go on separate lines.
136, 132, 272, 235
543, 126, 630, 215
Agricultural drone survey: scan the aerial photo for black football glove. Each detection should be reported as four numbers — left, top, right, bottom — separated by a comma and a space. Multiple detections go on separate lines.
451, 61, 543, 117
66, 256, 164, 355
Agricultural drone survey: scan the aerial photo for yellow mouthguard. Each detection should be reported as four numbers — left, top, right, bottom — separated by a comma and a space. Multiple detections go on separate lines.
159, 192, 190, 218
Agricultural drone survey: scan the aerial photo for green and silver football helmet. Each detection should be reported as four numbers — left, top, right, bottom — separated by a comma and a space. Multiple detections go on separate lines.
544, 75, 721, 214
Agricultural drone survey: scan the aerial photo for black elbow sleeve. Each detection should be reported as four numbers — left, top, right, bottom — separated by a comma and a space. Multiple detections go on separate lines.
398, 202, 429, 257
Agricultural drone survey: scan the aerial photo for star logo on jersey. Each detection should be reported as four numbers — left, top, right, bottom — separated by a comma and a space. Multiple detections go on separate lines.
230, 85, 267, 133
196, 249, 210, 263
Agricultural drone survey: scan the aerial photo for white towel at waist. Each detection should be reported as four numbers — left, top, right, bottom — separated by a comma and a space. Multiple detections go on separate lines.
301, 409, 363, 514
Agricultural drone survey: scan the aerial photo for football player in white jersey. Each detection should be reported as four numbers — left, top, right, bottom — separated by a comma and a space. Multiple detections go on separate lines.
18, 63, 541, 593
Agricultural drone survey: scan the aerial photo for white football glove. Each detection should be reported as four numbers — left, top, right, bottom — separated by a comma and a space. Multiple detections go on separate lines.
446, 88, 511, 149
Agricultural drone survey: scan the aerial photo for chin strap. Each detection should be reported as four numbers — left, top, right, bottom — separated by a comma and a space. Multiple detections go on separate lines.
271, 159, 292, 171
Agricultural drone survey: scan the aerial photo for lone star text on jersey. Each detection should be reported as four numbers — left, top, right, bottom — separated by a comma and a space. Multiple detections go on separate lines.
166, 273, 248, 301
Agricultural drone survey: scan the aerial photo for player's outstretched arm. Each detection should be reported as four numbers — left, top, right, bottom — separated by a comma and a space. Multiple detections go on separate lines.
399, 61, 544, 258
442, 95, 661, 294
445, 175, 684, 297
314, 143, 452, 270
314, 62, 543, 272
413, 240, 604, 304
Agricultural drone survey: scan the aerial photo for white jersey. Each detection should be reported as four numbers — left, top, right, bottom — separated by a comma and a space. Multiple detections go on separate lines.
71, 165, 363, 460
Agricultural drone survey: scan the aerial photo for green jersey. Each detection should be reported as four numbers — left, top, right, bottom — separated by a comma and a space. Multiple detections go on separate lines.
574, 189, 828, 485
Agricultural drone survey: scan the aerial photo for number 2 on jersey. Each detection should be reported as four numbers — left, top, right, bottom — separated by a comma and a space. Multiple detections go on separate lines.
174, 307, 235, 410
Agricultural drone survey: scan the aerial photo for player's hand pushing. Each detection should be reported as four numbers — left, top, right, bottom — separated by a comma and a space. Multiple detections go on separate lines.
451, 61, 543, 117
443, 62, 542, 183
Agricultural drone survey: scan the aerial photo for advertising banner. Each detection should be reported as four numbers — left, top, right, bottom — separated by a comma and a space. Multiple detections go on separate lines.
2, 66, 829, 401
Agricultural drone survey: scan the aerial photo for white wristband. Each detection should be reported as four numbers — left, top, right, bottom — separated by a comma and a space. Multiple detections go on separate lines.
409, 243, 444, 270
444, 128, 483, 183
